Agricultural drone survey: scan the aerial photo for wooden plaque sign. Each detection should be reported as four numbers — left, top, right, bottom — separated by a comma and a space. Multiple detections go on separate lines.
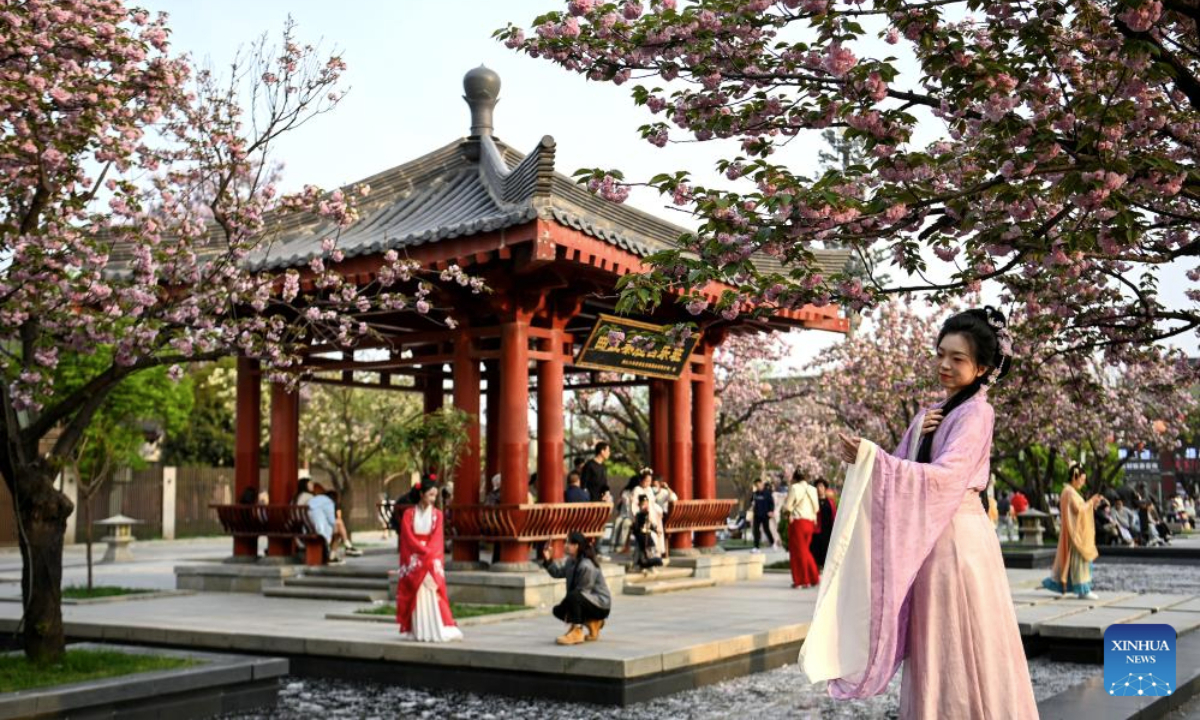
573, 314, 699, 380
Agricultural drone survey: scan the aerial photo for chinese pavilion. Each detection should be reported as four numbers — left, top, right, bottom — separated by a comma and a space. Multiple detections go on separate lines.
229, 67, 850, 567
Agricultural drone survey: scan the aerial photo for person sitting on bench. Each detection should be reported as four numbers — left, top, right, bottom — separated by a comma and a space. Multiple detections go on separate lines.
308, 483, 346, 564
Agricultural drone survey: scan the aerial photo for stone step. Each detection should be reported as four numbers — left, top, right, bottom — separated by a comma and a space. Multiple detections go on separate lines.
623, 567, 694, 585
262, 586, 388, 602
286, 576, 390, 591
302, 564, 392, 580
622, 577, 717, 596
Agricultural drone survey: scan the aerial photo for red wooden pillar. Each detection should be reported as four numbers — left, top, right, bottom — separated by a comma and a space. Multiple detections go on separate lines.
423, 364, 445, 415
452, 332, 481, 563
538, 328, 566, 559
267, 382, 300, 558
234, 357, 261, 558
484, 362, 499, 482
669, 370, 694, 550
693, 351, 718, 548
498, 318, 531, 564
537, 329, 565, 505
649, 379, 670, 480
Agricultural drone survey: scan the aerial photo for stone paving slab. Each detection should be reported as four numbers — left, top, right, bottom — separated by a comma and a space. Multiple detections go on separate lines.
1053, 592, 1138, 609
1036, 619, 1200, 720
1108, 593, 1197, 613
1038, 608, 1153, 640
1126, 610, 1200, 637
1015, 603, 1091, 635
1011, 591, 1061, 606
1173, 598, 1200, 613
1008, 568, 1051, 590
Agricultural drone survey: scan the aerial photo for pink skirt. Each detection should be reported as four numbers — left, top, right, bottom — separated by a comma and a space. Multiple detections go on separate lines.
900, 493, 1039, 719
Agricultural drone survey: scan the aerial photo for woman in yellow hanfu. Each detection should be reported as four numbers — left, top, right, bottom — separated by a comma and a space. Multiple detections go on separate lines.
1043, 462, 1103, 600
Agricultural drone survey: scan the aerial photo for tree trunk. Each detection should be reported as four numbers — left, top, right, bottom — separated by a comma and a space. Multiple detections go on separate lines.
337, 471, 354, 542
13, 461, 74, 663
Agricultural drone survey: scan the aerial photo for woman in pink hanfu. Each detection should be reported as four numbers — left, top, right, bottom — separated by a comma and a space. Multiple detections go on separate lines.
395, 482, 462, 642
801, 307, 1037, 720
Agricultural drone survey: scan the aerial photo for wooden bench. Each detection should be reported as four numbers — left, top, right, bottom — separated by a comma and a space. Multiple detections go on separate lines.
663, 499, 738, 535
450, 503, 612, 542
210, 504, 327, 566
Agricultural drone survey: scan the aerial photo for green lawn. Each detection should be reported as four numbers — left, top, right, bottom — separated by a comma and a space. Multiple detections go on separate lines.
357, 602, 528, 619
61, 586, 153, 600
0, 649, 196, 693
765, 560, 791, 570
719, 538, 755, 550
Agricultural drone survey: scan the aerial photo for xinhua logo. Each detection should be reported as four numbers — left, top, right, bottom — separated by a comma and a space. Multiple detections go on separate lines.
1104, 624, 1176, 697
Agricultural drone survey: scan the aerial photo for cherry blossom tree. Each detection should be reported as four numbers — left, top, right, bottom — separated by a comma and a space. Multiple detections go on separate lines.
809, 301, 1198, 508
0, 5, 468, 661
713, 333, 835, 495
502, 0, 1200, 354
809, 300, 946, 449
566, 332, 835, 493
990, 326, 1197, 507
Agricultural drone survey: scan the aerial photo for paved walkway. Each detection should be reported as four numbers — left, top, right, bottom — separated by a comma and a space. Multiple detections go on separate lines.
0, 568, 811, 680
3, 536, 1198, 688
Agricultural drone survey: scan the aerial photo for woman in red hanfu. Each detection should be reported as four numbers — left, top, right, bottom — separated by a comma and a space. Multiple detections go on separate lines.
395, 482, 462, 642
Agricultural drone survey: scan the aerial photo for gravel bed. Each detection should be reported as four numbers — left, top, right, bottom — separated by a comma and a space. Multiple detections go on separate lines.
221, 561, 1200, 719
223, 656, 1097, 720
1091, 561, 1200, 596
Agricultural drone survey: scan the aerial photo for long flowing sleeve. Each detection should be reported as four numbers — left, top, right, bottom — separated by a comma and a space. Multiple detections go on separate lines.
803, 396, 995, 699
1062, 488, 1098, 562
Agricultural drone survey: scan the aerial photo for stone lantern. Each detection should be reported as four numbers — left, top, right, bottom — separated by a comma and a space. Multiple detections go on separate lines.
1017, 508, 1050, 547
95, 514, 143, 563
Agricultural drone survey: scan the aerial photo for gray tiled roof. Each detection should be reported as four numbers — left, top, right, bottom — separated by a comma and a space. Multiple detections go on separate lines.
250, 135, 851, 278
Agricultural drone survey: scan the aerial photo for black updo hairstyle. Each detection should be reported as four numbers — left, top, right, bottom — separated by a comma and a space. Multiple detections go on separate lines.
1068, 461, 1084, 484
916, 307, 1012, 464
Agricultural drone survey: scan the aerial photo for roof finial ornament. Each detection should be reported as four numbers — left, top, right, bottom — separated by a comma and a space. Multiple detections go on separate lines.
463, 65, 501, 138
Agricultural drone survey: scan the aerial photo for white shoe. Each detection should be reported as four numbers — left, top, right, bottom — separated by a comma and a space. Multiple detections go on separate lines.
1083, 592, 1100, 601
751, 548, 760, 554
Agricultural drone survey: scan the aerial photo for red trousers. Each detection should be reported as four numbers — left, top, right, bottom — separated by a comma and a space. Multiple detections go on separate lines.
789, 519, 820, 587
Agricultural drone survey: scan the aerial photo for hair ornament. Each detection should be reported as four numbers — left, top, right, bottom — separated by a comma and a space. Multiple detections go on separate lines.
981, 306, 1014, 386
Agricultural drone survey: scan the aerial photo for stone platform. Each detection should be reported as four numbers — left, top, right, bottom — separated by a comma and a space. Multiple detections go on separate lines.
0, 643, 285, 720
6, 542, 1199, 711
0, 572, 812, 706
1012, 586, 1200, 663
174, 551, 764, 607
